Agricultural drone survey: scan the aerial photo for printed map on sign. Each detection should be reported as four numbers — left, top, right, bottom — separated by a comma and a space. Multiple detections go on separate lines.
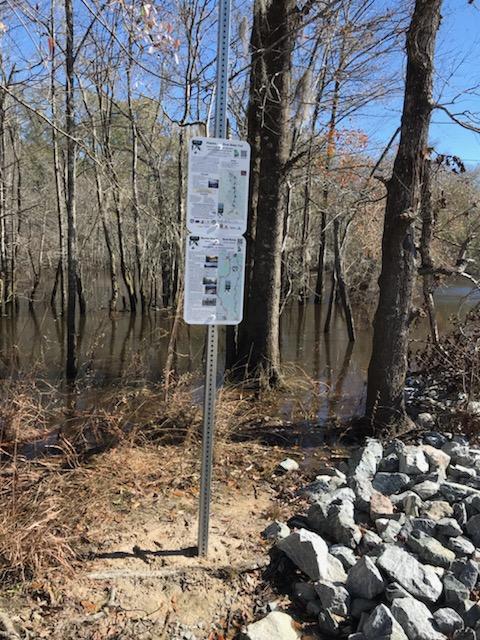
184, 236, 246, 325
187, 137, 250, 237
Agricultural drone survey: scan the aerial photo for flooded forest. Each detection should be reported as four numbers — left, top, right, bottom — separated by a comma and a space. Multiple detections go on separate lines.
1, 0, 480, 639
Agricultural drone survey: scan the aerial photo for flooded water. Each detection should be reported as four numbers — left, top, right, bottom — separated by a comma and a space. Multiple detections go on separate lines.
0, 279, 478, 423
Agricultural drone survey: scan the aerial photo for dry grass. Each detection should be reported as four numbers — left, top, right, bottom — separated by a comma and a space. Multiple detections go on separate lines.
0, 373, 310, 586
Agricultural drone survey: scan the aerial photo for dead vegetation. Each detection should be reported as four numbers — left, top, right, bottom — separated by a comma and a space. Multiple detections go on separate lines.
0, 371, 321, 588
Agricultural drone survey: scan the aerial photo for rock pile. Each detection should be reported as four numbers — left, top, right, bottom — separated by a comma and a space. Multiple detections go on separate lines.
249, 433, 480, 639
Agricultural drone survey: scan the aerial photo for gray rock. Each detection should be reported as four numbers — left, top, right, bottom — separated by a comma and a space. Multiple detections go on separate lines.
391, 597, 446, 640
329, 500, 362, 548
454, 503, 468, 527
391, 490, 422, 509
359, 530, 384, 554
351, 598, 376, 618
385, 582, 411, 602
441, 482, 480, 503
346, 556, 386, 600
453, 629, 475, 640
445, 536, 476, 558
372, 473, 411, 495
292, 582, 317, 602
410, 517, 437, 536
245, 612, 302, 640
376, 518, 402, 543
378, 454, 400, 473
437, 517, 463, 538
453, 559, 479, 589
277, 529, 346, 582
403, 493, 421, 517
399, 446, 429, 475
463, 602, 480, 628
277, 458, 299, 473
433, 608, 464, 635
414, 480, 440, 500
466, 514, 480, 546
350, 439, 383, 478
262, 521, 290, 540
329, 545, 357, 571
317, 609, 346, 637
314, 580, 350, 616
450, 465, 477, 481
307, 488, 356, 532
349, 475, 375, 511
442, 442, 470, 464
443, 572, 470, 607
377, 546, 443, 603
364, 604, 408, 640
406, 530, 455, 568
423, 432, 448, 448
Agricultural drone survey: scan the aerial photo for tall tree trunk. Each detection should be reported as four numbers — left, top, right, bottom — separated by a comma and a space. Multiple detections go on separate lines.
50, 1, 66, 315
236, 0, 298, 385
419, 159, 439, 344
65, 0, 79, 381
366, 0, 442, 428
127, 39, 146, 313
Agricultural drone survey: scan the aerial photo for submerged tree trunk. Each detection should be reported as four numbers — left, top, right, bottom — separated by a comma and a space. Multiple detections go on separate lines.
236, 0, 298, 385
366, 0, 442, 428
65, 0, 79, 381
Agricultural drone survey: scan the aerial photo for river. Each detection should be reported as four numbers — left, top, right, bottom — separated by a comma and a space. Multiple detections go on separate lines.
0, 280, 478, 424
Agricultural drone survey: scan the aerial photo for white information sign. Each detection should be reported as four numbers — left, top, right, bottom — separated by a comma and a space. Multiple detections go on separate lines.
184, 235, 246, 325
187, 137, 250, 237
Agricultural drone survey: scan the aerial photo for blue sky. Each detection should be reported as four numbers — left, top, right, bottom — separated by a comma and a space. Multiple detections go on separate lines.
352, 0, 480, 168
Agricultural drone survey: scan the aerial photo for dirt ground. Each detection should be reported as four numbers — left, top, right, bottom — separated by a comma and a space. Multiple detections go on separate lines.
0, 435, 338, 640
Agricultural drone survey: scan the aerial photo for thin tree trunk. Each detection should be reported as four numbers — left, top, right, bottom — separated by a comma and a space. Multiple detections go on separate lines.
419, 159, 439, 344
65, 0, 79, 381
50, 2, 66, 315
127, 39, 146, 313
333, 217, 355, 341
366, 0, 442, 428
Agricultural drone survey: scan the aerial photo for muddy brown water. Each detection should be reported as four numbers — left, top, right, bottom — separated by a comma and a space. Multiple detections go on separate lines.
0, 280, 478, 427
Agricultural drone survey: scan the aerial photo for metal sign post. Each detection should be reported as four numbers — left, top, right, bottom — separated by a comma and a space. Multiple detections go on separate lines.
197, 0, 231, 557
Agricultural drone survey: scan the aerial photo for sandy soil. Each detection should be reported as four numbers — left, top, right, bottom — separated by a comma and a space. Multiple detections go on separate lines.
1, 437, 329, 640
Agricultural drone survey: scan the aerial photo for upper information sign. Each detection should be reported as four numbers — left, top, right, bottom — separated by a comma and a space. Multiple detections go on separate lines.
187, 137, 251, 237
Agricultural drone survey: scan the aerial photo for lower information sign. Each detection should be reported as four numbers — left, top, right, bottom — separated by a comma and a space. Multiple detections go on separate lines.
184, 235, 246, 325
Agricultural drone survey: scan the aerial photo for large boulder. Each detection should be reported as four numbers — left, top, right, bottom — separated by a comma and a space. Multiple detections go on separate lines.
350, 439, 383, 479
277, 529, 346, 582
363, 604, 408, 640
377, 546, 443, 603
329, 499, 362, 548
314, 580, 350, 616
406, 530, 455, 568
346, 556, 385, 600
391, 597, 447, 640
433, 608, 464, 635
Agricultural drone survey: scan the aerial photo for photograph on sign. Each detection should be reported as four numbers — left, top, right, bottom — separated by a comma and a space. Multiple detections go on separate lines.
186, 137, 250, 237
184, 235, 246, 325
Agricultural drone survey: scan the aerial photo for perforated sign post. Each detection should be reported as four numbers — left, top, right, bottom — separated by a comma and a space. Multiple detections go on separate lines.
183, 0, 250, 557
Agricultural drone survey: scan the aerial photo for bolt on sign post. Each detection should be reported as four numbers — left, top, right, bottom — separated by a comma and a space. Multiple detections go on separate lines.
183, 0, 250, 557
